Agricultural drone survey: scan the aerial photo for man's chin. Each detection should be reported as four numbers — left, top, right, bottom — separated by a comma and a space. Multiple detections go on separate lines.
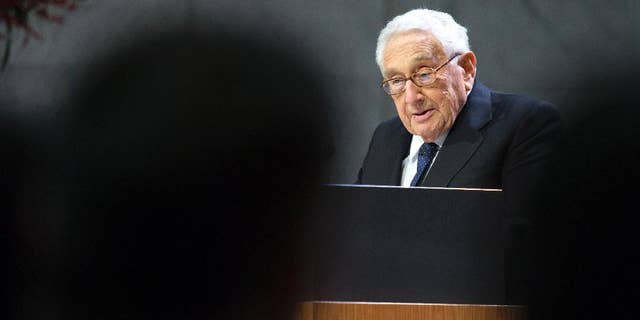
419, 136, 438, 143
416, 130, 440, 143
411, 125, 442, 143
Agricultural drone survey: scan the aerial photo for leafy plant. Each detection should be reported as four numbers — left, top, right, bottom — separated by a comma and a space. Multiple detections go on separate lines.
0, 0, 83, 70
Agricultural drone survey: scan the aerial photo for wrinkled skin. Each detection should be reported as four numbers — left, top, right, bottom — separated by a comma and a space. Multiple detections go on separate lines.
382, 29, 477, 142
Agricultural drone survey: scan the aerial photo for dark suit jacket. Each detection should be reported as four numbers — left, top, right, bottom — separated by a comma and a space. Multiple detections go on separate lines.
356, 81, 561, 190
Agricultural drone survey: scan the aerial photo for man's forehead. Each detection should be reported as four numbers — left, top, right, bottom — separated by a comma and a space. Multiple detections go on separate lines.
389, 29, 443, 49
383, 30, 445, 74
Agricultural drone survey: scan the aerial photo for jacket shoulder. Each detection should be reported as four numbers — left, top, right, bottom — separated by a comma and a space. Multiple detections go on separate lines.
490, 91, 558, 115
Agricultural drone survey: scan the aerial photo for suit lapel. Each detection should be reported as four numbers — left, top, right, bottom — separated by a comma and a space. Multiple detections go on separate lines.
422, 81, 493, 187
388, 121, 412, 185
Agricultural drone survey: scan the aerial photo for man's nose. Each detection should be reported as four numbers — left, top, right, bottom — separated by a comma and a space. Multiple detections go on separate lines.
404, 79, 423, 105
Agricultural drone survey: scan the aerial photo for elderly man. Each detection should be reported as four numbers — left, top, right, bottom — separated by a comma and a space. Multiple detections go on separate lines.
356, 8, 560, 190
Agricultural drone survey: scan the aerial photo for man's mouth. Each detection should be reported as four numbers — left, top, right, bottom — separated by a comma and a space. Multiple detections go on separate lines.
412, 109, 435, 121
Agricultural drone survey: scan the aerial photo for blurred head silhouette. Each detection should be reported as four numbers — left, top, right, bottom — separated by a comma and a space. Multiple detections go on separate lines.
13, 27, 330, 320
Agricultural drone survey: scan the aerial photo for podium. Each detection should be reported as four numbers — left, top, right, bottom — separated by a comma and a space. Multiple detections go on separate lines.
295, 301, 526, 320
297, 185, 527, 319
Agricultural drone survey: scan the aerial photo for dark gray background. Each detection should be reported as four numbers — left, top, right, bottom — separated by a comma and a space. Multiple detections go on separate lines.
1, 0, 637, 183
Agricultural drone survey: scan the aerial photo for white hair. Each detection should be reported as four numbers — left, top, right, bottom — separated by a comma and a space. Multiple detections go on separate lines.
375, 8, 470, 74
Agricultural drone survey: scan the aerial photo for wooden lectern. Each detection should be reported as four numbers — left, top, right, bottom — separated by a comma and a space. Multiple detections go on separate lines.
295, 301, 527, 320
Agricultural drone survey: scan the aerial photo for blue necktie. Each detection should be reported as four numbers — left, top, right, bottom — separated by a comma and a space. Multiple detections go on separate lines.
410, 142, 439, 187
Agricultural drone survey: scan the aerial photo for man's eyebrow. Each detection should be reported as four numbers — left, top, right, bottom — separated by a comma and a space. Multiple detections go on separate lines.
383, 67, 401, 78
413, 54, 437, 65
383, 52, 439, 77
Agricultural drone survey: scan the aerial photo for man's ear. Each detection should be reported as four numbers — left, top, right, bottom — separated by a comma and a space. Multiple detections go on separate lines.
458, 51, 477, 91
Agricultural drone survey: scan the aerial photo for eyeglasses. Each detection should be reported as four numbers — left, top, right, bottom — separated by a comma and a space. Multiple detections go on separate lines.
381, 54, 461, 95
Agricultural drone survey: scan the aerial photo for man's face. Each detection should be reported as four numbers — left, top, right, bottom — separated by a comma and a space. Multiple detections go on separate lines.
382, 29, 475, 142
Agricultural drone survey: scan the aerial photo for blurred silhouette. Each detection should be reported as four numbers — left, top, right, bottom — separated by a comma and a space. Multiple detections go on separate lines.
1, 106, 35, 319
527, 63, 640, 320
10, 28, 331, 320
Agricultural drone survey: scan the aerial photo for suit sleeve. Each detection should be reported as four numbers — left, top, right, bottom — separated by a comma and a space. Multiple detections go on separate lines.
500, 101, 562, 305
502, 101, 562, 201
355, 124, 381, 184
